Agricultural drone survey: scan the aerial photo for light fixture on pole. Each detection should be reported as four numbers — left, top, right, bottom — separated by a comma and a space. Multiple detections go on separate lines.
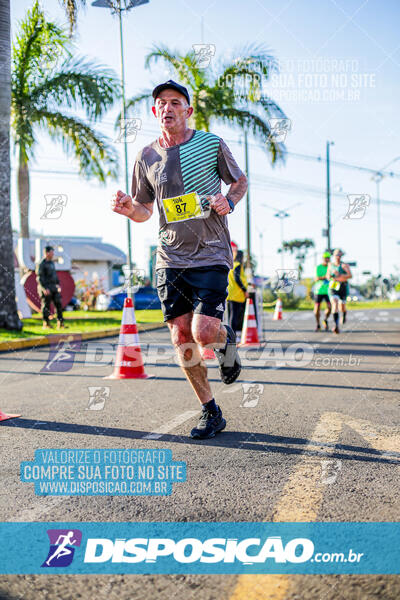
262, 202, 302, 269
92, 0, 149, 297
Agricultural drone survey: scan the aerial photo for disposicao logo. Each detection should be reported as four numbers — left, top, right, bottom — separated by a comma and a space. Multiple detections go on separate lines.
41, 529, 82, 567
83, 536, 314, 564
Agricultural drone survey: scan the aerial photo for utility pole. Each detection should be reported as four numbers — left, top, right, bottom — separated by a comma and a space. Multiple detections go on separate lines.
244, 130, 251, 273
372, 156, 400, 299
92, 0, 149, 297
326, 141, 334, 251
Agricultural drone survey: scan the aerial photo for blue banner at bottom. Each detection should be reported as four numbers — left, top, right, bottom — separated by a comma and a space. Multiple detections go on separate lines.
0, 522, 399, 574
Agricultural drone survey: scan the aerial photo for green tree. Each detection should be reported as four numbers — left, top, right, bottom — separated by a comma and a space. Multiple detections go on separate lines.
0, 0, 22, 330
278, 238, 315, 278
125, 44, 288, 164
11, 1, 120, 238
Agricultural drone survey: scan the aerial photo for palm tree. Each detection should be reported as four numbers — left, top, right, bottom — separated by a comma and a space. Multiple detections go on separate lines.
58, 0, 86, 35
125, 44, 287, 164
0, 0, 22, 330
12, 1, 120, 238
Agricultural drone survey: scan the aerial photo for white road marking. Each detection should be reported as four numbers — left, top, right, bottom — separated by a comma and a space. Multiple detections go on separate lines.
142, 410, 200, 440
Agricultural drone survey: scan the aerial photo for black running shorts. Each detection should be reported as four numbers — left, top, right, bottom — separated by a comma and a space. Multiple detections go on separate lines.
315, 294, 331, 304
156, 266, 229, 322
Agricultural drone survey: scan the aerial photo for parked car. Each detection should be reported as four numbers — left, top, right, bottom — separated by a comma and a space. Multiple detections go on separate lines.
65, 296, 81, 311
98, 286, 161, 311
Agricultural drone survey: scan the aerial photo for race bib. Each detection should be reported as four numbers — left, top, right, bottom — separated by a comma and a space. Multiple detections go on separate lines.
162, 192, 203, 223
329, 280, 341, 291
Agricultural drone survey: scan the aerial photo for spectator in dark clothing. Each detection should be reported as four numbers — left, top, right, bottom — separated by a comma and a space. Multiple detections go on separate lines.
36, 246, 65, 329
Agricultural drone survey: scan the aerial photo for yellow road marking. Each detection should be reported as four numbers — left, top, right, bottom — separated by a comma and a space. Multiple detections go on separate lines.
229, 412, 399, 600
229, 412, 343, 600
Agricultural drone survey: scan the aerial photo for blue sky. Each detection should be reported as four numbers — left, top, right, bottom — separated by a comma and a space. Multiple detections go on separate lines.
10, 0, 400, 281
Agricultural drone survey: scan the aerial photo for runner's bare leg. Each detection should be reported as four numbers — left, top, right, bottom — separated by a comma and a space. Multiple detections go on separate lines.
167, 313, 227, 405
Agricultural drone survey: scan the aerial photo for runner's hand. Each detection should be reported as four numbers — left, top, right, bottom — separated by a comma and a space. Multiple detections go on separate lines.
112, 190, 134, 218
209, 193, 230, 216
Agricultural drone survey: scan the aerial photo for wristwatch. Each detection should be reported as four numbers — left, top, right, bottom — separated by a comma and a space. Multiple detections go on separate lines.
226, 197, 235, 213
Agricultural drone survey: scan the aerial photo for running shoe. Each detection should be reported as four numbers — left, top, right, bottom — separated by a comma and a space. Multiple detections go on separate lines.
315, 324, 321, 332
214, 324, 241, 384
332, 325, 340, 334
323, 319, 329, 331
190, 405, 226, 439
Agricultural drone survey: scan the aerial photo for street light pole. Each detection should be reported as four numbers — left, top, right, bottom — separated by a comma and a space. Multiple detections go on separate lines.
244, 130, 251, 273
326, 140, 334, 251
371, 156, 400, 299
274, 210, 289, 269
262, 203, 301, 271
92, 0, 149, 297
117, 3, 133, 286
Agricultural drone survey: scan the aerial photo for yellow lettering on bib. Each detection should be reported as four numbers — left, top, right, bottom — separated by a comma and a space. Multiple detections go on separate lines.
162, 192, 202, 223
329, 280, 341, 291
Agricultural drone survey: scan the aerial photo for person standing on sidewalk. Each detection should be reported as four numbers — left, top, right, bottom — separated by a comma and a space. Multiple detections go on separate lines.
227, 248, 248, 342
36, 246, 65, 329
111, 80, 248, 439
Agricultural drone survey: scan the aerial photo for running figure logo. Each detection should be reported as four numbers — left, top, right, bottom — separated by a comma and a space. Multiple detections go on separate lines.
343, 194, 370, 219
268, 118, 291, 143
86, 386, 110, 410
41, 336, 81, 373
41, 194, 68, 220
41, 529, 82, 567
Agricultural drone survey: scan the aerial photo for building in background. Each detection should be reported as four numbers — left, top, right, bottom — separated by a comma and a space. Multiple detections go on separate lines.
14, 235, 126, 292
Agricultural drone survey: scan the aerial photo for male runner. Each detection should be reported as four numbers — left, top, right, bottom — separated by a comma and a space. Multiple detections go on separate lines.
313, 251, 331, 331
111, 80, 247, 439
326, 248, 352, 334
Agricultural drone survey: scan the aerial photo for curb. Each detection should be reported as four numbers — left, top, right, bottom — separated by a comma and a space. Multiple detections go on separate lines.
0, 322, 167, 353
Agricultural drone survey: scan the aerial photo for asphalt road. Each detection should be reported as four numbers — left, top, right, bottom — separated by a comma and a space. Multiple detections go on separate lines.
0, 308, 399, 600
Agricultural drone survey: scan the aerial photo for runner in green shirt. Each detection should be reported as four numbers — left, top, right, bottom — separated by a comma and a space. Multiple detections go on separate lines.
313, 252, 332, 331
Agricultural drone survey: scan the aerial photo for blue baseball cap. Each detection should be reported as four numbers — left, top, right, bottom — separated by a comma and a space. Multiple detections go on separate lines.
152, 80, 190, 105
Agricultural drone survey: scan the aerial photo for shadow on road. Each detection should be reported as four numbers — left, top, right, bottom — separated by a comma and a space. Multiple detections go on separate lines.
2, 418, 399, 464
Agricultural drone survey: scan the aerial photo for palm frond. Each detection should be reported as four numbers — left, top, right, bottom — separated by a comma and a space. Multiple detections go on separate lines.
29, 57, 120, 120
145, 45, 203, 89
12, 1, 69, 94
212, 106, 286, 165
36, 109, 119, 182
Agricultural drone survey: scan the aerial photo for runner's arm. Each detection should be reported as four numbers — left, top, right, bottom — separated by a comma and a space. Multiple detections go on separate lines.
225, 174, 248, 207
111, 190, 153, 222
342, 263, 352, 281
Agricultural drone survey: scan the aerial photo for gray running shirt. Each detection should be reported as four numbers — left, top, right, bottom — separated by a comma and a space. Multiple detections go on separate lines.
131, 129, 244, 269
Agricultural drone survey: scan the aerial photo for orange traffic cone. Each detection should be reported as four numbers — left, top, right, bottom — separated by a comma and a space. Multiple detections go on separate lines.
239, 298, 261, 347
0, 411, 21, 422
105, 297, 154, 380
273, 298, 283, 321
200, 346, 216, 360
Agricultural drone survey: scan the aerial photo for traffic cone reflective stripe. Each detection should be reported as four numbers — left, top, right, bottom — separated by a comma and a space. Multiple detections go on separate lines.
0, 411, 21, 422
120, 323, 138, 334
105, 297, 154, 380
239, 298, 261, 347
273, 298, 283, 320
